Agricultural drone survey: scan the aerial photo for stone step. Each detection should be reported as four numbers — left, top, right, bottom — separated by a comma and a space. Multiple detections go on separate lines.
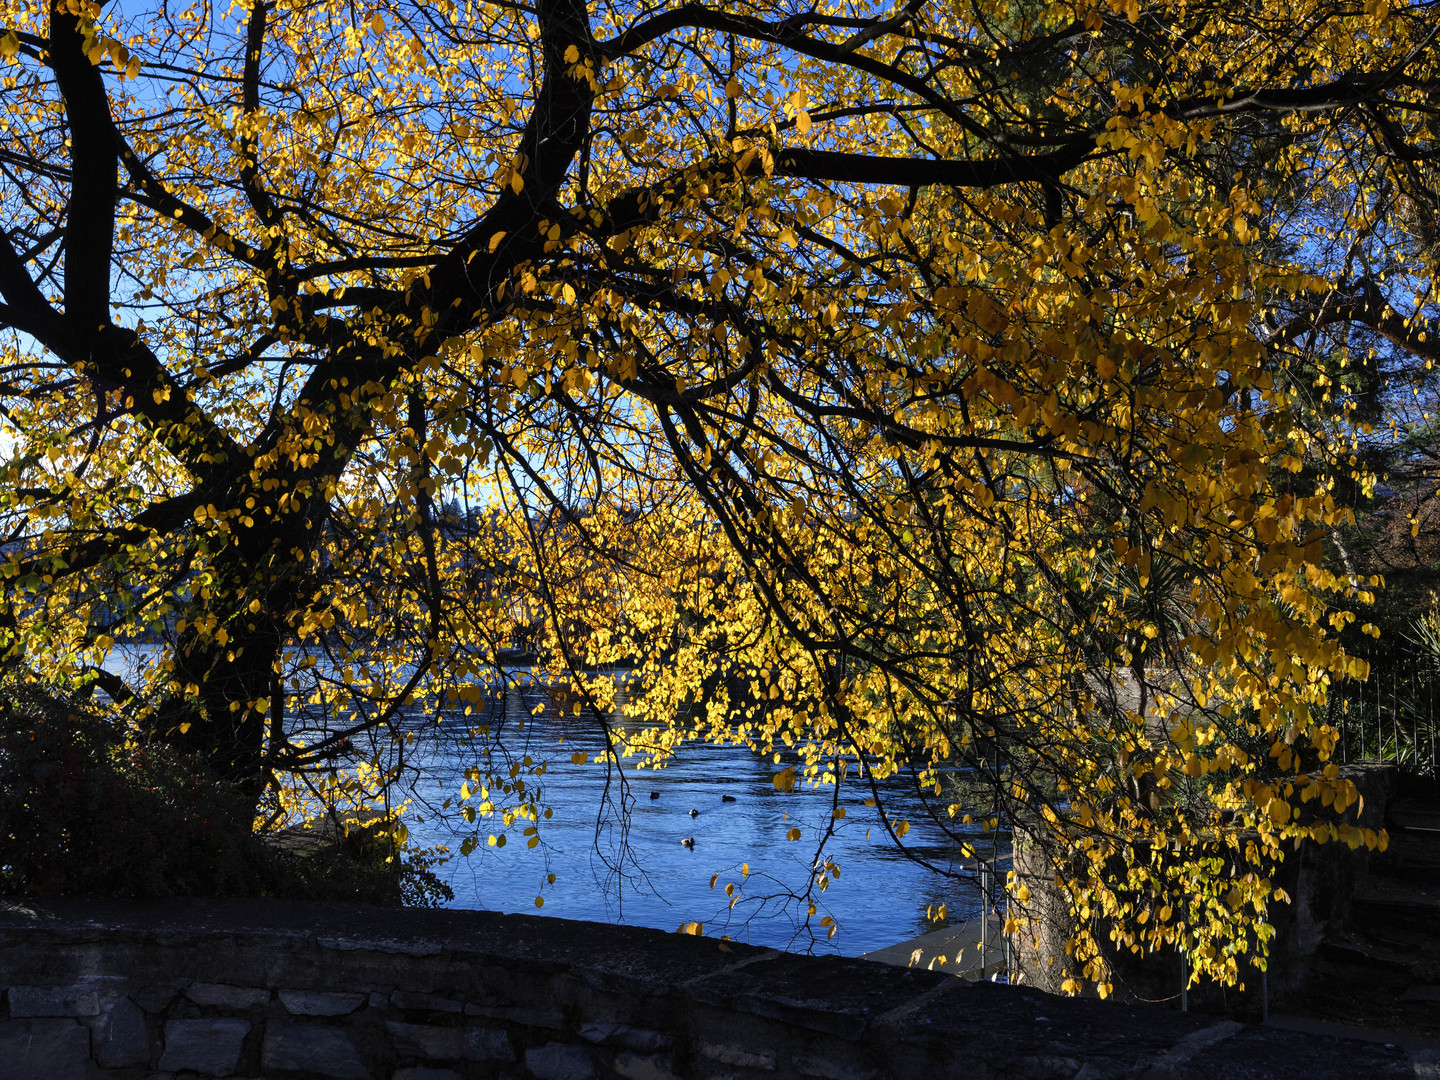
1371, 831, 1440, 884
1360, 924, 1432, 951
1319, 935, 1418, 974
1354, 888, 1440, 934
1386, 804, 1440, 833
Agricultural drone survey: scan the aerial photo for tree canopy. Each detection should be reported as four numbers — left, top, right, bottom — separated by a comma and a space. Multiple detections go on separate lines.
2, 0, 1438, 990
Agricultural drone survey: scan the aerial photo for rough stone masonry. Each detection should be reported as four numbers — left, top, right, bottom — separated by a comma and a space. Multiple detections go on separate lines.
0, 899, 1431, 1079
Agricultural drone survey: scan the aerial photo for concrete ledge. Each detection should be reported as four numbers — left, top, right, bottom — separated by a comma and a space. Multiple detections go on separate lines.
0, 899, 1421, 1078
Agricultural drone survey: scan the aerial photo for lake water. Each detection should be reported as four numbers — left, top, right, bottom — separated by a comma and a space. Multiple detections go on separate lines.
391, 676, 1007, 957
110, 648, 1007, 956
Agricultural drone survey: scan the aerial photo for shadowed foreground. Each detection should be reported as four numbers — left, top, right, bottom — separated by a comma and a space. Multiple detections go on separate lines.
0, 899, 1430, 1079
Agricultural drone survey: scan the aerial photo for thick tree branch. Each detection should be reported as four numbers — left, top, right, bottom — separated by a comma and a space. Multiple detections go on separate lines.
600, 141, 1092, 238
239, 0, 280, 232
599, 5, 990, 142
0, 230, 76, 358
407, 0, 595, 332
1270, 283, 1440, 368
48, 2, 116, 331
776, 143, 1093, 188
118, 160, 266, 268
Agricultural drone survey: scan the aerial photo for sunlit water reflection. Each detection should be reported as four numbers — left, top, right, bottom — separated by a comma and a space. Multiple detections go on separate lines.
110, 648, 1008, 955
393, 675, 1008, 956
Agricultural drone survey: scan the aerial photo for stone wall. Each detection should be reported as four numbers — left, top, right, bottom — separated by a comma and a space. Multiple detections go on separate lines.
0, 898, 1426, 1080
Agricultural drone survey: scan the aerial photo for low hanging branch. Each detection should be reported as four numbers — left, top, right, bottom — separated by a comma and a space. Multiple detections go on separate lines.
1, 0, 1436, 987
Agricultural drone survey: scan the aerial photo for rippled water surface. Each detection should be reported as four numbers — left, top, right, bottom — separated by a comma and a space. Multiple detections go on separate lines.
396, 677, 1007, 956
110, 648, 1007, 955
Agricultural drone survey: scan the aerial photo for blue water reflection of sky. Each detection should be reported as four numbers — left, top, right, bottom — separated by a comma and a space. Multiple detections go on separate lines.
107, 637, 1005, 956
395, 680, 1007, 957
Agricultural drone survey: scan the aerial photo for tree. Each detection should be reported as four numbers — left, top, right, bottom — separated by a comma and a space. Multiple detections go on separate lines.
2, 0, 1437, 988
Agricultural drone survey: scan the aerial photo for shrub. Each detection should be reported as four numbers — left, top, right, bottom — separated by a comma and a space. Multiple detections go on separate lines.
0, 677, 450, 905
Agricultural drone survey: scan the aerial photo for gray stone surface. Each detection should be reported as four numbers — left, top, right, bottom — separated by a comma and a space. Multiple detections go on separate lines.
577, 1022, 667, 1051
613, 1051, 679, 1080
96, 996, 151, 1068
263, 1022, 372, 1080
7, 982, 102, 1017
318, 934, 443, 957
467, 1025, 515, 1061
186, 981, 270, 1008
464, 1002, 566, 1029
0, 1018, 91, 1080
159, 1018, 250, 1076
369, 991, 389, 1009
392, 1069, 464, 1080
387, 1020, 466, 1059
700, 1042, 777, 1070
390, 990, 463, 1013
279, 989, 366, 1015
0, 898, 1429, 1080
525, 1042, 598, 1080
793, 1055, 877, 1080
689, 951, 930, 1041
131, 980, 186, 1012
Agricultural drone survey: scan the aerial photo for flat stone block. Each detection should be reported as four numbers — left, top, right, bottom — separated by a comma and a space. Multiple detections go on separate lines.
464, 1003, 566, 1029
467, 1026, 514, 1062
7, 983, 102, 1017
576, 1022, 667, 1051
318, 934, 442, 957
160, 1018, 249, 1075
613, 1051, 678, 1080
793, 1054, 876, 1080
700, 1042, 776, 1070
132, 982, 185, 1013
280, 989, 367, 1016
186, 982, 270, 1009
96, 996, 152, 1068
392, 1069, 463, 1080
391, 991, 463, 1013
263, 1023, 372, 1080
369, 992, 390, 1010
524, 1042, 597, 1080
0, 1018, 91, 1080
387, 1020, 466, 1060
689, 952, 933, 1042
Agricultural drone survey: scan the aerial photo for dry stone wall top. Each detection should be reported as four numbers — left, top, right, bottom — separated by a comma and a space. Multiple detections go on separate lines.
0, 898, 1426, 1079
